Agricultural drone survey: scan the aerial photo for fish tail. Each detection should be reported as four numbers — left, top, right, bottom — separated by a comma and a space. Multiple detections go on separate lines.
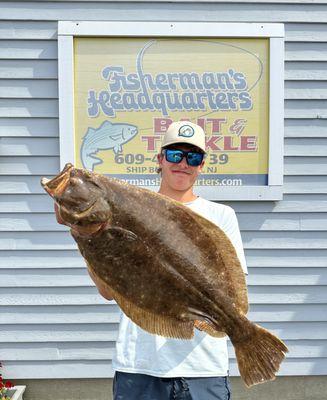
232, 321, 288, 387
80, 140, 101, 171
80, 139, 91, 170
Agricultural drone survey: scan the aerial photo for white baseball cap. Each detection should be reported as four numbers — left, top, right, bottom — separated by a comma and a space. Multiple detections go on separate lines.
161, 121, 206, 153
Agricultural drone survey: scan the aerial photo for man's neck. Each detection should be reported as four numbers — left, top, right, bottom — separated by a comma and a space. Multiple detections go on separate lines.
158, 186, 198, 203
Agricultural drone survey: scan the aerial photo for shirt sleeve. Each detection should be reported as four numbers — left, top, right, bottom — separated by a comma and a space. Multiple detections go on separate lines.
221, 208, 248, 275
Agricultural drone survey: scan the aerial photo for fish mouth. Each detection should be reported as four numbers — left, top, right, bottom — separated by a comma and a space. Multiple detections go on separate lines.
56, 198, 107, 235
41, 162, 99, 224
41, 163, 74, 198
42, 163, 110, 236
66, 205, 106, 235
60, 199, 97, 221
70, 220, 107, 236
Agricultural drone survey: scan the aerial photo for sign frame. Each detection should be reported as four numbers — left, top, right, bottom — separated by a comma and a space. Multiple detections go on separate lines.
58, 21, 284, 201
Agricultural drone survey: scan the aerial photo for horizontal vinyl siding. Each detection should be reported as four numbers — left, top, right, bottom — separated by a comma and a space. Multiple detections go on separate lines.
0, 3, 326, 379
1, 2, 327, 22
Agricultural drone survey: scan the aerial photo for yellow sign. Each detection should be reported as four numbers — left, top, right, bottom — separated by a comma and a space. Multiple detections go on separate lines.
74, 37, 269, 187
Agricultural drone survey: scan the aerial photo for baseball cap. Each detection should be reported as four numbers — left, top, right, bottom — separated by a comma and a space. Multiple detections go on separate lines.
161, 121, 206, 153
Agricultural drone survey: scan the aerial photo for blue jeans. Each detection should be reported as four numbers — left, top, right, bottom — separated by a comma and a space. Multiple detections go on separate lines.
113, 371, 232, 400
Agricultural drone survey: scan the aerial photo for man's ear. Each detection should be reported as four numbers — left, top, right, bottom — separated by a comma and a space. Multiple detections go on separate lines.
199, 160, 205, 173
157, 153, 163, 165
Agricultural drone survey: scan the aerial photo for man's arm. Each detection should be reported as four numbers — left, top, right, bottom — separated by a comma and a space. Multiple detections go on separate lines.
87, 265, 114, 301
223, 208, 248, 275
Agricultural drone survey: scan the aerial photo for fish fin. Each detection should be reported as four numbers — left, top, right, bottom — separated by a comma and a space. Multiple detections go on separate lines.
113, 144, 122, 154
83, 127, 95, 139
194, 320, 226, 338
109, 284, 194, 340
86, 154, 103, 171
105, 226, 138, 241
87, 262, 114, 300
232, 321, 288, 387
89, 153, 102, 162
102, 120, 112, 127
110, 134, 122, 141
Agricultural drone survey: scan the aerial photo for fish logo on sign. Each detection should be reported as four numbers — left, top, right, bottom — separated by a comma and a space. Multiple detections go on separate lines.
80, 121, 138, 171
178, 125, 195, 138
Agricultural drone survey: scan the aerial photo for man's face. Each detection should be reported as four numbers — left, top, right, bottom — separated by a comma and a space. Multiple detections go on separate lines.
157, 144, 205, 192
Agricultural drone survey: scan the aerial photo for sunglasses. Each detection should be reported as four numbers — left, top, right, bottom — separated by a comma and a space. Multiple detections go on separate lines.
164, 149, 205, 167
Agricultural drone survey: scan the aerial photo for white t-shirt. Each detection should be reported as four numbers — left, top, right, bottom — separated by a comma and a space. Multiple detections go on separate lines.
112, 197, 248, 377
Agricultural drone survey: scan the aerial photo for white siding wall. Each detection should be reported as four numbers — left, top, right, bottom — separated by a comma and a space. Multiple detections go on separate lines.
0, 1, 326, 379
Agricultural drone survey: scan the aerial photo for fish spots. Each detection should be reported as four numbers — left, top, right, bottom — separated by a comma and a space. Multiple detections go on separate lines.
42, 164, 289, 387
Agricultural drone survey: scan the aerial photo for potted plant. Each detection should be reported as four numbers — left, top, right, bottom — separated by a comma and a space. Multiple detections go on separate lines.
0, 363, 25, 400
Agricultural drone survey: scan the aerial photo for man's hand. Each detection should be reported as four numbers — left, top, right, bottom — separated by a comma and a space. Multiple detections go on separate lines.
87, 265, 114, 301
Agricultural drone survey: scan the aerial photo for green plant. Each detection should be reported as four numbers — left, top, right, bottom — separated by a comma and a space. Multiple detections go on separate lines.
0, 362, 13, 400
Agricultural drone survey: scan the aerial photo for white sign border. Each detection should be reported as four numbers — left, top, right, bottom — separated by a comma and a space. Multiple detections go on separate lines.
58, 21, 284, 201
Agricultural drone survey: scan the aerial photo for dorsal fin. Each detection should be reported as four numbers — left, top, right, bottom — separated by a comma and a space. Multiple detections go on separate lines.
194, 320, 226, 338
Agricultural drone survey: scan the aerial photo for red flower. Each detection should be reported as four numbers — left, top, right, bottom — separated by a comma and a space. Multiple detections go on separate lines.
0, 361, 15, 394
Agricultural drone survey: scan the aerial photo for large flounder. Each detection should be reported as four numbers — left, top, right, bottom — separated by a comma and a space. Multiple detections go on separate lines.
41, 163, 288, 387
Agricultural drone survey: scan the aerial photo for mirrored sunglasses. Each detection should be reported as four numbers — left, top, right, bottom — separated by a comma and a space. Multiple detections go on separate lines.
164, 149, 205, 167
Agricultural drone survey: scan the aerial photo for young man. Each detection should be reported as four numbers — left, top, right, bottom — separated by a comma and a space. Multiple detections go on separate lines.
90, 121, 248, 400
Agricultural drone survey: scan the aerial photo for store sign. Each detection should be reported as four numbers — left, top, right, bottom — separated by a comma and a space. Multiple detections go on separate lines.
59, 22, 284, 200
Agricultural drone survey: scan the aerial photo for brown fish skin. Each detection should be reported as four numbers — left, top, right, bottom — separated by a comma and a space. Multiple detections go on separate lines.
41, 164, 288, 387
